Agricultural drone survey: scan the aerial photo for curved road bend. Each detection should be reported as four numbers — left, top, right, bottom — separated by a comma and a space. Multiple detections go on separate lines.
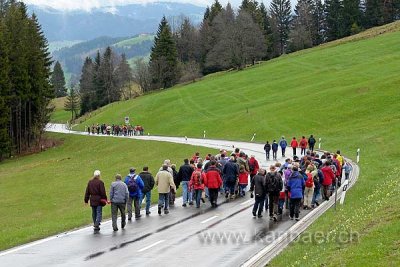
0, 124, 351, 266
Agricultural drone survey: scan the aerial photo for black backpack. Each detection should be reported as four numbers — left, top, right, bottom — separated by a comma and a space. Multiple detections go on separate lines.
268, 173, 283, 192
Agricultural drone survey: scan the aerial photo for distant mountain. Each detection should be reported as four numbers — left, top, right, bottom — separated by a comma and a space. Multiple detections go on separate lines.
27, 2, 205, 42
52, 34, 155, 77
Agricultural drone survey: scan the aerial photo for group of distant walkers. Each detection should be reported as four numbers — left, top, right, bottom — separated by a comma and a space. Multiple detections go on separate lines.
84, 135, 352, 232
85, 124, 144, 136
263, 135, 317, 160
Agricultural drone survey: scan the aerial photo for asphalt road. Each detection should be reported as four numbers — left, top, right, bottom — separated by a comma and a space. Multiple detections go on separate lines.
0, 124, 314, 267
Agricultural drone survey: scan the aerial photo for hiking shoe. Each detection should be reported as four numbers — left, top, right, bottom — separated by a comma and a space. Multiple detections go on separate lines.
164, 209, 169, 214
135, 215, 142, 219
252, 211, 256, 217
290, 216, 294, 220
295, 218, 300, 221
273, 215, 278, 222
201, 198, 205, 203
225, 192, 229, 199
121, 222, 126, 229
113, 227, 118, 232
146, 211, 151, 215
189, 202, 194, 206
182, 203, 187, 207
128, 217, 132, 221
158, 207, 162, 215
258, 214, 263, 218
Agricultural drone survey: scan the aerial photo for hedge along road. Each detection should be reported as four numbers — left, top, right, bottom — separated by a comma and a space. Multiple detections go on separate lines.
0, 124, 359, 267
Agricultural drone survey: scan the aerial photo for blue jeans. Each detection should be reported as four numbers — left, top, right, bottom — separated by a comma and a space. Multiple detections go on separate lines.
312, 187, 321, 205
278, 199, 285, 214
140, 191, 151, 213
91, 206, 102, 226
182, 181, 192, 204
193, 189, 203, 207
239, 184, 247, 196
253, 195, 265, 215
158, 193, 170, 210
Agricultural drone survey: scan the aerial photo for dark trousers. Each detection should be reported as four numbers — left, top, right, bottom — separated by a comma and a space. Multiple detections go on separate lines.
292, 147, 296, 156
289, 198, 302, 218
127, 196, 140, 219
253, 195, 265, 215
111, 203, 126, 229
209, 188, 219, 206
265, 151, 270, 160
281, 147, 286, 157
309, 144, 315, 151
269, 192, 279, 216
272, 150, 277, 159
322, 185, 331, 200
301, 148, 306, 155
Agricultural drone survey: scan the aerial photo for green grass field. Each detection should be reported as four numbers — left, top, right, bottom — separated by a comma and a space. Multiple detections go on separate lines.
73, 22, 400, 266
113, 34, 155, 48
50, 97, 72, 123
0, 133, 216, 250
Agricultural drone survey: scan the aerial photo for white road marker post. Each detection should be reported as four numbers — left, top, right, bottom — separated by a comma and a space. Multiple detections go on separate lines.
340, 179, 349, 205
203, 130, 206, 139
251, 133, 256, 142
185, 136, 188, 143
318, 138, 322, 149
356, 148, 360, 163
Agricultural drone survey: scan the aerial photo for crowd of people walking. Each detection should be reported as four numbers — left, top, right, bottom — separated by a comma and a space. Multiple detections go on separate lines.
84, 135, 352, 232
85, 124, 144, 136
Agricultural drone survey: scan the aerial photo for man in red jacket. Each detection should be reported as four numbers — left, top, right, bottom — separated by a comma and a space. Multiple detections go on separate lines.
84, 170, 107, 232
321, 162, 335, 201
290, 137, 299, 156
204, 161, 223, 208
299, 136, 308, 155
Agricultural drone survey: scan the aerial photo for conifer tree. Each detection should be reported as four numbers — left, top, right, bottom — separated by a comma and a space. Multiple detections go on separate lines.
64, 87, 80, 122
79, 57, 94, 115
270, 0, 292, 55
51, 61, 67, 97
149, 16, 178, 89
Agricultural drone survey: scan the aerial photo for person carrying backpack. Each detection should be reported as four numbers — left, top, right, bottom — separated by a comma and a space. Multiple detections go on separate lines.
222, 157, 239, 199
248, 155, 259, 180
287, 165, 305, 221
124, 167, 144, 220
189, 163, 206, 208
299, 136, 308, 155
266, 165, 283, 221
272, 140, 279, 160
279, 136, 288, 157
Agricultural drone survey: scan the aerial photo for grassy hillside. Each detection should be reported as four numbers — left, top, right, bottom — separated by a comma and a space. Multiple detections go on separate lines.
50, 97, 71, 123
0, 133, 216, 250
75, 22, 400, 266
113, 34, 155, 48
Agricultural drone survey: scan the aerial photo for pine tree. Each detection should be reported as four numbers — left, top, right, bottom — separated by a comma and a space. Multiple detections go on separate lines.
342, 0, 362, 36
364, 0, 384, 27
0, 20, 11, 160
259, 3, 274, 59
92, 50, 103, 109
64, 87, 80, 122
312, 0, 326, 45
325, 0, 346, 41
149, 16, 178, 89
116, 53, 133, 99
51, 61, 67, 97
100, 46, 119, 104
270, 0, 292, 55
79, 57, 94, 115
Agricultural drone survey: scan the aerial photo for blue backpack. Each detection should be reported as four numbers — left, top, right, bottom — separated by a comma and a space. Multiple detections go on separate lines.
127, 175, 138, 193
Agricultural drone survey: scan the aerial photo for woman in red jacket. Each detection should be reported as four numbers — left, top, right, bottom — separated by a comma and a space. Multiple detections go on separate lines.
189, 163, 206, 208
290, 137, 299, 156
299, 136, 308, 155
204, 161, 223, 207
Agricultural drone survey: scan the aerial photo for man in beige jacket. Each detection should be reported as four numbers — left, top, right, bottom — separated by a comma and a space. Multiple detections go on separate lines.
156, 165, 176, 215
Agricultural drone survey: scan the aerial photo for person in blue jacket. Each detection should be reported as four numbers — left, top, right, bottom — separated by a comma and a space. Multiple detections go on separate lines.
271, 140, 279, 160
124, 167, 144, 220
287, 165, 305, 221
279, 136, 288, 157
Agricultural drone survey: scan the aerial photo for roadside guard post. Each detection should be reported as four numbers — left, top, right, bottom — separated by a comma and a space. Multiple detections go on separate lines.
203, 130, 206, 139
318, 138, 322, 149
340, 179, 349, 205
357, 148, 360, 163
251, 133, 256, 142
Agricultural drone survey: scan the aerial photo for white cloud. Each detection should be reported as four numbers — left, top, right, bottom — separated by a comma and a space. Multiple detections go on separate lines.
23, 0, 215, 11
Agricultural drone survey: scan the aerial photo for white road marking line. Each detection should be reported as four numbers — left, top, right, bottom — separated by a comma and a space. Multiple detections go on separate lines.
200, 215, 218, 224
240, 199, 253, 205
137, 240, 165, 252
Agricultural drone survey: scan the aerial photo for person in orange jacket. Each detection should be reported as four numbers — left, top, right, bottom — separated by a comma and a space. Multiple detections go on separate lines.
290, 137, 299, 156
299, 136, 308, 155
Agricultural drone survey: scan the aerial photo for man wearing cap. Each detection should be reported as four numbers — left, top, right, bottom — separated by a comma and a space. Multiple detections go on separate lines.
84, 170, 107, 232
110, 174, 129, 231
124, 167, 144, 220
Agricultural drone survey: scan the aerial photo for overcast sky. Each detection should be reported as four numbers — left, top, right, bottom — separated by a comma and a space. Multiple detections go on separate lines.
23, 0, 283, 11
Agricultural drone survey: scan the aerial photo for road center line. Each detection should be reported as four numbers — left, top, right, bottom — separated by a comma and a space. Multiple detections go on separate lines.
137, 240, 165, 252
240, 199, 253, 205
200, 215, 219, 224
